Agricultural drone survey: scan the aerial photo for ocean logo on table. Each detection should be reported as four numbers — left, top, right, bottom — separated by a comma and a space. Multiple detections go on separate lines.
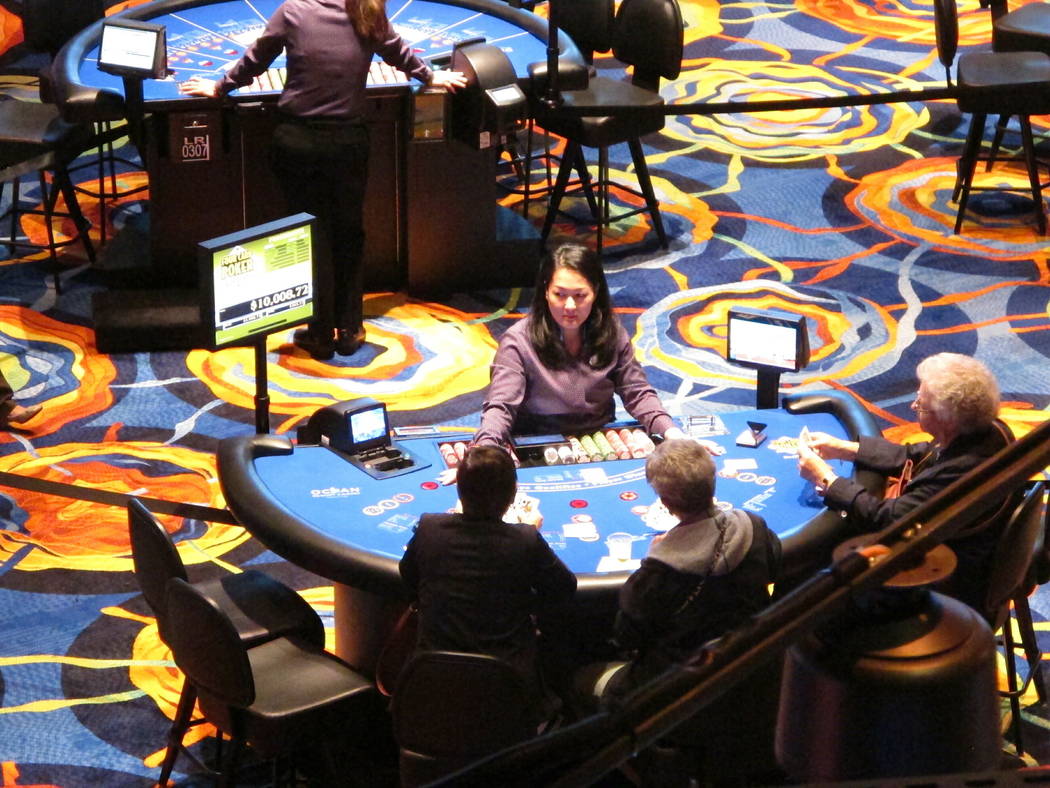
310, 486, 361, 498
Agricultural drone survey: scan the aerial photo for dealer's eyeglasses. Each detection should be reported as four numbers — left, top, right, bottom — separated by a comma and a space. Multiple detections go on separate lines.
910, 397, 930, 414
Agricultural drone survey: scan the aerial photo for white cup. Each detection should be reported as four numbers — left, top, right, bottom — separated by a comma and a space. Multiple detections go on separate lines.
606, 531, 633, 562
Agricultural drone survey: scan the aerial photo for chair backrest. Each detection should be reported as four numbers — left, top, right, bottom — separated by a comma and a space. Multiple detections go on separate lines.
559, 0, 615, 64
982, 481, 1047, 628
21, 0, 105, 57
931, 0, 960, 81
127, 498, 188, 644
392, 650, 534, 757
612, 0, 684, 91
166, 576, 256, 708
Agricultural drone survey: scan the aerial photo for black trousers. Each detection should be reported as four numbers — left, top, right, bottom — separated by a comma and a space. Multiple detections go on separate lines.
270, 118, 370, 337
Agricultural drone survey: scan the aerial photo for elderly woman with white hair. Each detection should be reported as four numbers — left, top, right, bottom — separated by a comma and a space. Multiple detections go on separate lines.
797, 352, 1012, 607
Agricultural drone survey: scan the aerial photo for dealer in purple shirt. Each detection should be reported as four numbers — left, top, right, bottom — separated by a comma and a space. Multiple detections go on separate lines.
179, 0, 466, 360
472, 243, 689, 450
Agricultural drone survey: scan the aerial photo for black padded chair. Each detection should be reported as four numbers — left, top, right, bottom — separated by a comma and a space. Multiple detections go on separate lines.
391, 650, 536, 788
0, 99, 95, 282
973, 0, 1050, 173
536, 0, 683, 255
514, 0, 616, 218
165, 577, 380, 788
126, 498, 326, 785
22, 0, 141, 245
932, 0, 1050, 234
977, 481, 1047, 756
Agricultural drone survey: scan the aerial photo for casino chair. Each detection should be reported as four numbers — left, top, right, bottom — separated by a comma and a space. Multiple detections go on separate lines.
0, 98, 96, 286
975, 481, 1047, 757
22, 0, 144, 245
391, 650, 537, 788
536, 0, 683, 255
931, 0, 1050, 234
971, 0, 1050, 175
510, 0, 616, 217
125, 498, 329, 785
164, 576, 381, 788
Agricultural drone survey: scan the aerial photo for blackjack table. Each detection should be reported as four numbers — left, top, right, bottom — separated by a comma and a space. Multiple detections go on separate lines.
51, 0, 582, 295
217, 391, 883, 671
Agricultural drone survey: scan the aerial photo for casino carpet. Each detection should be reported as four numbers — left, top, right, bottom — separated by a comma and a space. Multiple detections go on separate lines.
1, 0, 1050, 783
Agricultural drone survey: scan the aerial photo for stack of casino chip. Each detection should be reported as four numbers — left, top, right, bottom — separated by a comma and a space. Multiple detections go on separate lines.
439, 441, 469, 468
592, 431, 617, 461
579, 433, 602, 462
567, 435, 589, 464
604, 428, 632, 460
617, 428, 655, 458
439, 442, 458, 467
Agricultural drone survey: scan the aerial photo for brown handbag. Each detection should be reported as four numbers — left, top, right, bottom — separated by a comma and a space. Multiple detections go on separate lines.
375, 603, 419, 696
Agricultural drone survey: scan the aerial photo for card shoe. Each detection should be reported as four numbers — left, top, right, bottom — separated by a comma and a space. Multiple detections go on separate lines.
292, 328, 335, 361
336, 328, 366, 356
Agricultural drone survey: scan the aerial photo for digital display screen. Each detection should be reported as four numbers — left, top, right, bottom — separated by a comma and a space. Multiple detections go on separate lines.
98, 21, 165, 78
727, 309, 808, 372
199, 213, 315, 349
350, 405, 388, 446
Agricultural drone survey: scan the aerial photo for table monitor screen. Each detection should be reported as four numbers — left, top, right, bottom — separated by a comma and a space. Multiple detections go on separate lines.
349, 404, 389, 449
198, 213, 315, 350
97, 20, 167, 79
727, 308, 810, 372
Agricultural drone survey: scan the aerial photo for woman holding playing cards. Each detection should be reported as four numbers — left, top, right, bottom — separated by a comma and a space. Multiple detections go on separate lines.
796, 352, 1013, 609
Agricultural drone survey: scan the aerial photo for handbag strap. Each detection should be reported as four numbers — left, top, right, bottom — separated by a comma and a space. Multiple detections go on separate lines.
669, 510, 730, 618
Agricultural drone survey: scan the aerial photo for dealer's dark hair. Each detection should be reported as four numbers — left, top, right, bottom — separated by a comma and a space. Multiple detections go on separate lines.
458, 445, 517, 519
529, 243, 618, 370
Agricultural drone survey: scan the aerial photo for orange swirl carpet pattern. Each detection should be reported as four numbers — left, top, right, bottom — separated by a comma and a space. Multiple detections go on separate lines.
1, 0, 1049, 783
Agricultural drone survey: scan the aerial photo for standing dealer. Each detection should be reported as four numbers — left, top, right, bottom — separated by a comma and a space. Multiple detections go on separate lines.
180, 0, 466, 359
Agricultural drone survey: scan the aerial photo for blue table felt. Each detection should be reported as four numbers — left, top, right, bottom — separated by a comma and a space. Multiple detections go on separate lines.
248, 408, 850, 578
73, 0, 554, 105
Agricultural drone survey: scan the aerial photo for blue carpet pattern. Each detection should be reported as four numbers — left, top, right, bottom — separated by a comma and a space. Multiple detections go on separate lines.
0, 0, 1049, 783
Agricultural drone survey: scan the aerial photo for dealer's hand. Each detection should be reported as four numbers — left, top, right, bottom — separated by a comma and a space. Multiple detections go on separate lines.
429, 69, 468, 91
178, 76, 220, 98
437, 467, 458, 486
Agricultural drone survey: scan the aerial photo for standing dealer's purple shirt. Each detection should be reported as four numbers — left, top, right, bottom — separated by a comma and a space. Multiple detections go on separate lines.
473, 318, 677, 447
217, 0, 432, 119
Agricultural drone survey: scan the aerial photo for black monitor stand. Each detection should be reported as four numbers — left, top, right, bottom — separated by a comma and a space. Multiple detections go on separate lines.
120, 76, 148, 157
755, 367, 782, 410
253, 336, 270, 434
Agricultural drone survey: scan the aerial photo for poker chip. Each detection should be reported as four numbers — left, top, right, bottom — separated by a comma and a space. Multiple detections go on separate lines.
756, 475, 776, 486
619, 491, 639, 502
421, 481, 439, 490
571, 514, 593, 522
393, 492, 415, 503
569, 499, 588, 509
